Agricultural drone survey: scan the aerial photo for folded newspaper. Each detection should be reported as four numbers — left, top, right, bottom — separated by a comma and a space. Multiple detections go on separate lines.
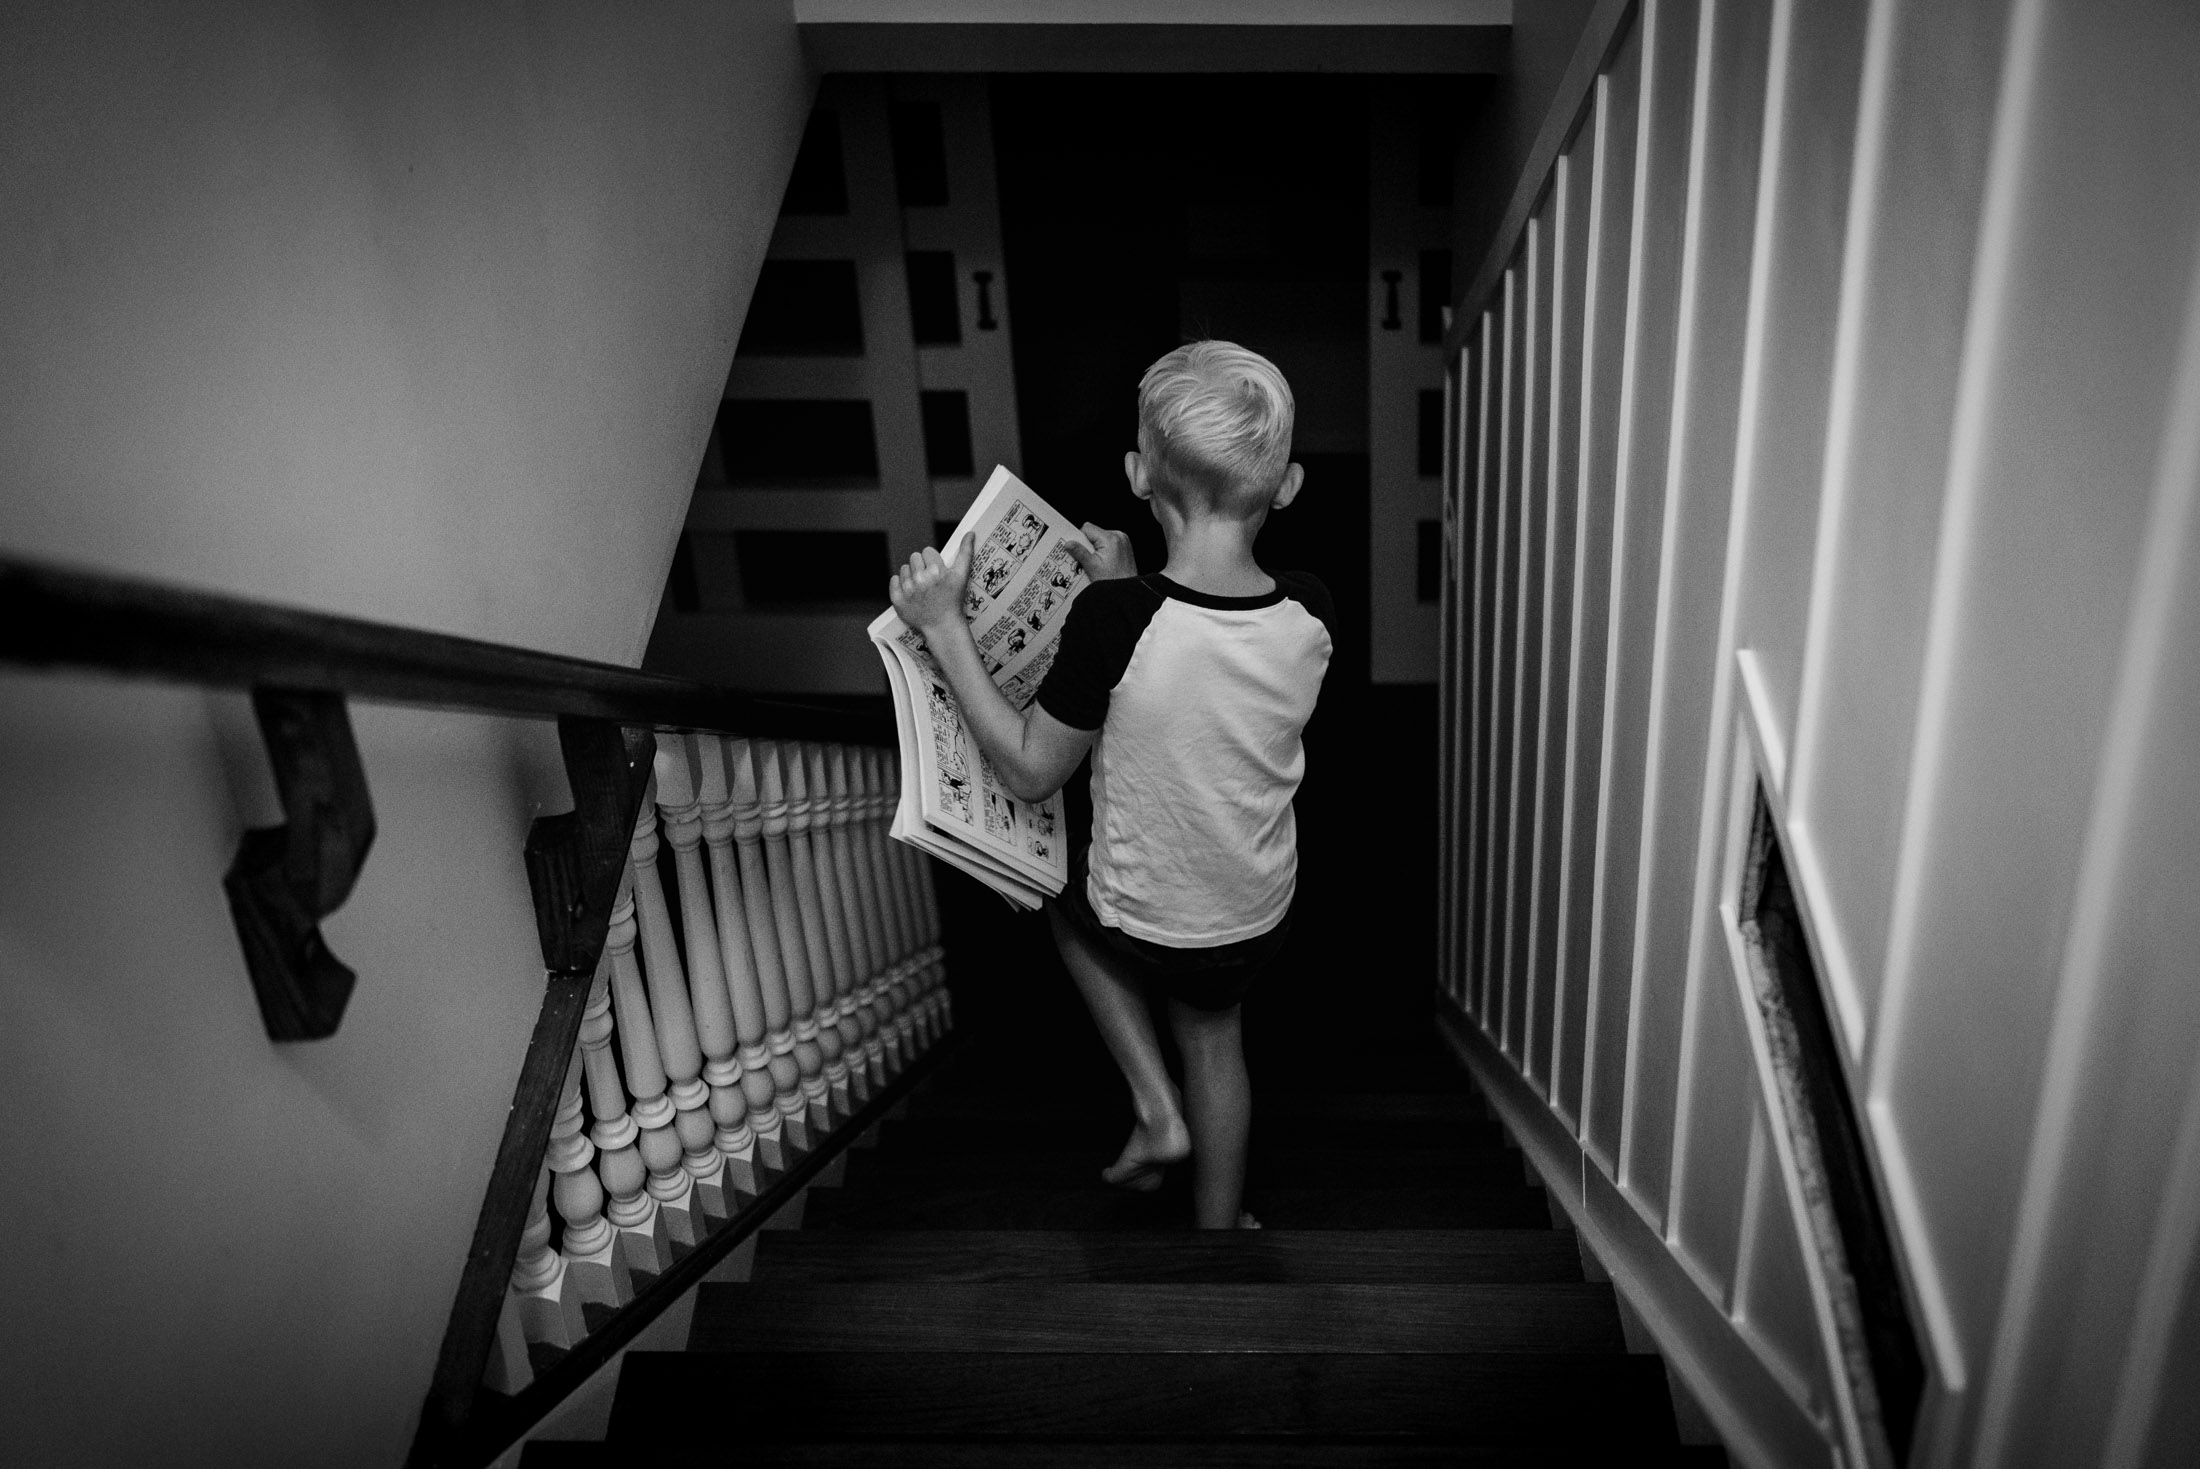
868, 466, 1091, 909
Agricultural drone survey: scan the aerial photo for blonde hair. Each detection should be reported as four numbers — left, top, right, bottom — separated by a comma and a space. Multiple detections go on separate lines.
1136, 340, 1295, 517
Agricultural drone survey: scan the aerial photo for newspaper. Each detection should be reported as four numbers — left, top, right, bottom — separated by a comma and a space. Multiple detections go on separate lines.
868, 465, 1090, 908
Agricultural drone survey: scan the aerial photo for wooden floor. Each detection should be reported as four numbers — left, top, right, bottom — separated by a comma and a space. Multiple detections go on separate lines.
521, 1003, 1725, 1466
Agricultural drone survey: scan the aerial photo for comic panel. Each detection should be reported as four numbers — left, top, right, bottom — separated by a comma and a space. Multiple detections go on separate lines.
1005, 543, 1083, 636
1025, 797, 1059, 866
979, 754, 1019, 843
927, 681, 973, 824
964, 500, 1050, 616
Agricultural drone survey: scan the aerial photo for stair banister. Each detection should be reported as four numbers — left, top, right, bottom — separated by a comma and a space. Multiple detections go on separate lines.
0, 552, 952, 1468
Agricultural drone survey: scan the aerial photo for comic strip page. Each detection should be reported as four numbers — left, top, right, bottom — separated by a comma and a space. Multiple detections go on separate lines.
867, 465, 1087, 902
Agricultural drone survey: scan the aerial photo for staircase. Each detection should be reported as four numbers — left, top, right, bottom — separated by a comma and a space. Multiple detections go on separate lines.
523, 1002, 1724, 1464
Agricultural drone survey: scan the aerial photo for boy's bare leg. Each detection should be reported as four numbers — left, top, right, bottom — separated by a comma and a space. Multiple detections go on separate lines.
1046, 905, 1190, 1189
1167, 997, 1254, 1229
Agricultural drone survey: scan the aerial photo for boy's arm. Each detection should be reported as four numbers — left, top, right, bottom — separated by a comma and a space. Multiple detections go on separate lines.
889, 537, 1096, 803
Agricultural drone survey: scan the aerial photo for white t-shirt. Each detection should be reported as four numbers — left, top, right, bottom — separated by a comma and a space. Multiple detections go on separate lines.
1036, 571, 1335, 947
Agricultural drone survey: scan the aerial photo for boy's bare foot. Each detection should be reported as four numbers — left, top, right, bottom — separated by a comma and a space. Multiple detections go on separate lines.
1101, 1114, 1191, 1192
1238, 1212, 1262, 1229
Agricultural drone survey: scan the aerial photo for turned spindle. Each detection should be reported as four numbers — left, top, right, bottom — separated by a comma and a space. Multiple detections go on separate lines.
866, 747, 921, 1073
653, 735, 757, 1206
624, 786, 711, 1251
827, 745, 887, 1090
798, 742, 864, 1113
599, 877, 679, 1273
573, 953, 642, 1303
726, 737, 812, 1153
754, 739, 832, 1132
694, 733, 786, 1174
781, 742, 850, 1123
511, 1049, 601, 1357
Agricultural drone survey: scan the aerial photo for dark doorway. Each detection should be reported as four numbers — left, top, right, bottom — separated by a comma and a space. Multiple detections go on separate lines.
938, 76, 1444, 1109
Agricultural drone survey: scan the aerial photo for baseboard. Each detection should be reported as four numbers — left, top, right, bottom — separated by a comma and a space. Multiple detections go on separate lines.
1436, 1001, 1838, 1469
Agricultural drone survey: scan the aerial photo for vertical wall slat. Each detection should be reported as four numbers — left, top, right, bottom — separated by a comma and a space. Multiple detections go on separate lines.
1871, 0, 2200, 1408
1578, 0, 1689, 1175
1476, 273, 1523, 1026
1465, 310, 1498, 1018
1550, 68, 1633, 1128
1525, 142, 1592, 1093
1782, 0, 2017, 1047
1618, 0, 1791, 1225
1502, 209, 1554, 1065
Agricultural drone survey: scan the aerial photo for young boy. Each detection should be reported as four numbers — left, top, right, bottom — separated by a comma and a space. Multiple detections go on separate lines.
888, 340, 1334, 1229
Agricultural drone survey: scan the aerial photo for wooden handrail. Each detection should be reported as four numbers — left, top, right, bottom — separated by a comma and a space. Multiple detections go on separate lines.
0, 552, 892, 746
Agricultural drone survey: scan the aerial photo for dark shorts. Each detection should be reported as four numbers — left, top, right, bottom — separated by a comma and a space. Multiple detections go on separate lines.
1053, 846, 1293, 1013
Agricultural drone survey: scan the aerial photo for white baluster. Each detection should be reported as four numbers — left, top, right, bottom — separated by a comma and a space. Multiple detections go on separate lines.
755, 739, 832, 1133
798, 742, 864, 1114
827, 745, 886, 1093
782, 741, 851, 1123
726, 737, 812, 1153
600, 877, 678, 1274
653, 734, 758, 1206
858, 746, 913, 1076
625, 788, 710, 1252
573, 955, 640, 1303
912, 822, 952, 1038
900, 799, 947, 1051
509, 1049, 599, 1361
696, 734, 791, 1172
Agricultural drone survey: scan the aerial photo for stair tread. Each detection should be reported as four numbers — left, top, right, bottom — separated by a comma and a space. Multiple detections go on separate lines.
880, 1113, 1509, 1152
841, 1144, 1528, 1188
692, 1282, 1622, 1353
609, 1350, 1681, 1445
802, 1183, 1551, 1230
753, 1228, 1584, 1283
903, 1092, 1492, 1125
543, 1442, 1720, 1467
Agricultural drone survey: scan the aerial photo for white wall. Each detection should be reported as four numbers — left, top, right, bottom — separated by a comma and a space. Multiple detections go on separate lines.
0, 2, 811, 1463
1441, 0, 2200, 1466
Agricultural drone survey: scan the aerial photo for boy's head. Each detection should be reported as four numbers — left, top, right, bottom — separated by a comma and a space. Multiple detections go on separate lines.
1131, 340, 1300, 521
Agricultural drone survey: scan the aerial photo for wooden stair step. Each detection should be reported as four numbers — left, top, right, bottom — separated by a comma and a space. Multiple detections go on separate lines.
691, 1282, 1622, 1354
753, 1228, 1585, 1283
801, 1183, 1552, 1230
536, 1442, 1724, 1467
841, 1144, 1529, 1189
606, 1350, 1681, 1447
879, 1112, 1509, 1154
901, 1091, 1491, 1126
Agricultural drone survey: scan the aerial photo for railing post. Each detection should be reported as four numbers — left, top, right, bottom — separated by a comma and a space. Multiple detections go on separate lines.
826, 745, 886, 1092
859, 747, 915, 1075
782, 742, 851, 1121
597, 878, 677, 1274
642, 742, 752, 1218
562, 961, 632, 1309
726, 737, 812, 1153
754, 739, 832, 1133
694, 734, 789, 1173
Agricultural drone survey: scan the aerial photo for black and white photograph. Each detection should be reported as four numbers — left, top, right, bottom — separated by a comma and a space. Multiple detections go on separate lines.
4, 2, 2198, 1466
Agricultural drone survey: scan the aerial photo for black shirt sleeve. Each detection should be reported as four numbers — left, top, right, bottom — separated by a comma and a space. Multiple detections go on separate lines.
1034, 577, 1166, 731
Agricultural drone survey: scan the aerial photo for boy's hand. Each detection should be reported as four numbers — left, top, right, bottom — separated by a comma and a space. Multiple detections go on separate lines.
890, 534, 975, 639
1069, 523, 1138, 581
